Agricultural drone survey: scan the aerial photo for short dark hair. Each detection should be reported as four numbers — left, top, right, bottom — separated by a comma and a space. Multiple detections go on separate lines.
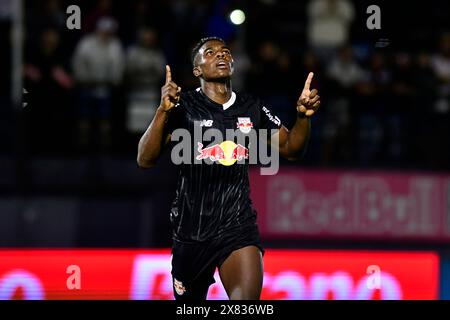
191, 36, 225, 66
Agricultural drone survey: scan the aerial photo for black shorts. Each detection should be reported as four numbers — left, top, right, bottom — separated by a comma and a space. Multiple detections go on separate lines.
171, 223, 264, 301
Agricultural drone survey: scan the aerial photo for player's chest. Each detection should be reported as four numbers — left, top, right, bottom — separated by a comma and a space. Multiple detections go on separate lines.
184, 109, 259, 135
180, 108, 259, 166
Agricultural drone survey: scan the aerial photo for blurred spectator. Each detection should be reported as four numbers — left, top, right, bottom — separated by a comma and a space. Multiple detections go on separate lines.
327, 46, 365, 90
170, 0, 209, 34
15, 0, 450, 171
249, 41, 293, 124
125, 28, 165, 133
72, 17, 124, 151
307, 0, 355, 63
26, 0, 67, 50
411, 52, 439, 167
121, 0, 170, 46
129, 0, 156, 32
300, 51, 323, 79
381, 52, 415, 166
414, 53, 437, 98
41, 0, 66, 28
324, 46, 364, 165
365, 52, 392, 94
431, 33, 450, 114
24, 28, 74, 152
358, 52, 393, 167
392, 52, 415, 97
429, 33, 450, 167
84, 0, 114, 33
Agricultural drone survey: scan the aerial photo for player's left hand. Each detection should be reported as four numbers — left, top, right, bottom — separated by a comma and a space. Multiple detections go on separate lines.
297, 72, 320, 117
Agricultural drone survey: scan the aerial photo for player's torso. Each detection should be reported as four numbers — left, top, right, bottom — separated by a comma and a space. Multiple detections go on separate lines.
176, 89, 263, 166
169, 90, 260, 241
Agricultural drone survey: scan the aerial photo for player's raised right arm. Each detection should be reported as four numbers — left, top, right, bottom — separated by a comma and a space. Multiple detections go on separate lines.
137, 65, 181, 168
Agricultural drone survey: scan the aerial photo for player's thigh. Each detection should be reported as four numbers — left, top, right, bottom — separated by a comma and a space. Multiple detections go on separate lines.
218, 245, 263, 300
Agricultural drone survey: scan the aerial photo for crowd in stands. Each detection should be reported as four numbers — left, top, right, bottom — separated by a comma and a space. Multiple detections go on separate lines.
21, 0, 450, 170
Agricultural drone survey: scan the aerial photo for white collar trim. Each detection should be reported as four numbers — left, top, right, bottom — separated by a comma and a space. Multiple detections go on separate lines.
222, 92, 236, 110
197, 87, 236, 110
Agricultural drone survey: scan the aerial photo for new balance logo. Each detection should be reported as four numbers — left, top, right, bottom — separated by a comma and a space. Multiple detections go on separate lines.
199, 120, 213, 127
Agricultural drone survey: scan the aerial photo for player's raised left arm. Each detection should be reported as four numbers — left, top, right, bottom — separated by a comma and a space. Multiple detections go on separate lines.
274, 72, 320, 161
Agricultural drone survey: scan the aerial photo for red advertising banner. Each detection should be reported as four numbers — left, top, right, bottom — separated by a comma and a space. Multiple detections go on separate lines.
0, 250, 439, 300
250, 169, 450, 241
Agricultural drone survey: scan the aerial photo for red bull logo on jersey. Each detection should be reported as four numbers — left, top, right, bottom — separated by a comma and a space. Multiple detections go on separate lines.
171, 126, 279, 174
237, 117, 253, 134
196, 141, 249, 166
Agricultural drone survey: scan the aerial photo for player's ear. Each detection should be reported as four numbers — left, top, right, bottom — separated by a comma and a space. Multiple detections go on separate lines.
193, 66, 202, 78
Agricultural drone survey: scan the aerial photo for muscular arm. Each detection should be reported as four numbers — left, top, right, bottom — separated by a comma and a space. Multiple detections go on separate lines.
137, 65, 181, 168
137, 108, 172, 168
275, 118, 311, 161
272, 72, 320, 161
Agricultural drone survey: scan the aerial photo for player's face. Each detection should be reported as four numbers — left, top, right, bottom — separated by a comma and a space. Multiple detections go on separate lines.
194, 40, 234, 81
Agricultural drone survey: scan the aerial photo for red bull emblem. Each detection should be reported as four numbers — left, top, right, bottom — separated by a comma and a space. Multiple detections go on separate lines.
196, 141, 249, 166
237, 117, 253, 134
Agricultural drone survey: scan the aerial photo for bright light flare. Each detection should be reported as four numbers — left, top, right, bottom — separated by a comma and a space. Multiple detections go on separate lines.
230, 9, 245, 25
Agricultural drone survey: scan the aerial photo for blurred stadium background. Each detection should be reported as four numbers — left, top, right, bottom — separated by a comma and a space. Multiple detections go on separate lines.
0, 0, 450, 299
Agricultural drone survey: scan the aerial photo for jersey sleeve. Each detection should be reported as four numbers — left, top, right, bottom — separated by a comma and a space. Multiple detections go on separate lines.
258, 102, 283, 131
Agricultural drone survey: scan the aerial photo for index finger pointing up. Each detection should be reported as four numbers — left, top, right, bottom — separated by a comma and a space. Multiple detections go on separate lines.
165, 65, 172, 84
304, 72, 314, 91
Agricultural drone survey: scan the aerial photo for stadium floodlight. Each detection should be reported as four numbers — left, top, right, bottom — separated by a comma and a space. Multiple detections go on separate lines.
230, 9, 245, 25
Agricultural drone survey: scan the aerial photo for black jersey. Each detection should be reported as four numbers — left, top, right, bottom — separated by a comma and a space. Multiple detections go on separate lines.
164, 89, 282, 242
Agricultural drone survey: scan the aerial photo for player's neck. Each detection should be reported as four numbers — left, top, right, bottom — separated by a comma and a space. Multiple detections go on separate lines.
201, 80, 232, 105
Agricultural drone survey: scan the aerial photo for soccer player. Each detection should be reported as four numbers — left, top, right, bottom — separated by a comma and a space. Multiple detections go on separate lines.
137, 37, 320, 300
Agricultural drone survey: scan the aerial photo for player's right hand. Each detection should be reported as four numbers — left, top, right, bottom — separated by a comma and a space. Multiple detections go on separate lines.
159, 65, 181, 112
